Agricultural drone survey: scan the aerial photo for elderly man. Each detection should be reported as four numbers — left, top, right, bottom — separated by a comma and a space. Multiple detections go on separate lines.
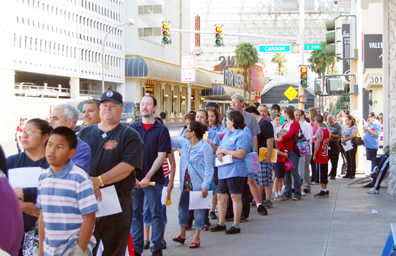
50, 103, 91, 173
78, 90, 145, 256
83, 99, 101, 126
327, 114, 343, 179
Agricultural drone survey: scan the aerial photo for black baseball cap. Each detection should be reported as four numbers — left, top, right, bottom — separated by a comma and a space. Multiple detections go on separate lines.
270, 104, 280, 111
99, 90, 123, 106
288, 105, 295, 110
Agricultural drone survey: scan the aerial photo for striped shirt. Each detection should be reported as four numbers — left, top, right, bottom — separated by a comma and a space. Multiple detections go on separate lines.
162, 157, 170, 178
36, 160, 98, 256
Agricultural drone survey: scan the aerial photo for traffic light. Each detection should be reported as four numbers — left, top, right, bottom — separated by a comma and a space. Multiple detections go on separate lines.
325, 78, 344, 94
325, 19, 342, 58
161, 21, 171, 44
214, 25, 223, 47
299, 94, 308, 103
300, 67, 308, 88
314, 78, 323, 95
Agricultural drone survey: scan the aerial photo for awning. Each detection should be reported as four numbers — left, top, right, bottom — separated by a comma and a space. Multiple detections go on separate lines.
125, 55, 212, 89
202, 84, 245, 100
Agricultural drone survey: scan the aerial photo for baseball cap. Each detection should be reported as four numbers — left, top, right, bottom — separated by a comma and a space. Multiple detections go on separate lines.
99, 90, 123, 106
205, 102, 219, 109
270, 104, 280, 111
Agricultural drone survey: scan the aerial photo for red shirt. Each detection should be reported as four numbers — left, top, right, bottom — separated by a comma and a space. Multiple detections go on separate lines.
276, 141, 287, 163
143, 123, 154, 131
281, 121, 300, 152
314, 127, 330, 164
16, 125, 23, 142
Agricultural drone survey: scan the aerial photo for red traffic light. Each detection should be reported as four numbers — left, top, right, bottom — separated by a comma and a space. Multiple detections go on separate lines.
215, 26, 222, 33
162, 24, 169, 30
300, 67, 307, 74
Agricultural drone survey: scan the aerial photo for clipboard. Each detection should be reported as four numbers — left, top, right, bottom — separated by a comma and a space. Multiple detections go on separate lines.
259, 148, 278, 163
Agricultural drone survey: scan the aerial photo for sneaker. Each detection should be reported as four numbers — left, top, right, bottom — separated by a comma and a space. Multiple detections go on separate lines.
210, 224, 226, 232
292, 196, 301, 201
225, 226, 241, 234
274, 196, 284, 201
263, 200, 273, 208
281, 196, 289, 200
301, 191, 306, 196
240, 216, 248, 222
330, 176, 336, 180
257, 205, 268, 215
303, 189, 311, 194
203, 224, 210, 231
152, 249, 163, 256
209, 211, 217, 220
367, 188, 379, 194
326, 191, 329, 196
314, 190, 329, 198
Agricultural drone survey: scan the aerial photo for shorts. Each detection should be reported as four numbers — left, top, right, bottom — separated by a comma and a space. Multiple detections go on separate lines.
218, 177, 245, 194
274, 162, 285, 178
316, 163, 328, 185
213, 167, 219, 185
247, 173, 255, 180
366, 148, 378, 161
255, 162, 274, 186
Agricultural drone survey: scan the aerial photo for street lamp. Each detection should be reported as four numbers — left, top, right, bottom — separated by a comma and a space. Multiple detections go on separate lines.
99, 18, 135, 93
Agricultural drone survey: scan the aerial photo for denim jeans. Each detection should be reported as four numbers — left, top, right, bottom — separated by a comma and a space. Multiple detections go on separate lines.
284, 151, 301, 198
132, 184, 164, 253
345, 145, 357, 176
143, 177, 169, 226
92, 191, 133, 256
178, 191, 205, 231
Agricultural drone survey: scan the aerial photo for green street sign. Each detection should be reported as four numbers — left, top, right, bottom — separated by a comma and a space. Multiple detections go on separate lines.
259, 45, 291, 53
304, 44, 322, 51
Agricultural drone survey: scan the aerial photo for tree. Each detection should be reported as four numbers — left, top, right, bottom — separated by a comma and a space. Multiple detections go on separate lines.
234, 42, 259, 97
307, 41, 336, 77
271, 53, 288, 76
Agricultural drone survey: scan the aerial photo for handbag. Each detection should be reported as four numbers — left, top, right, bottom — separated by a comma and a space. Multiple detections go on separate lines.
352, 130, 364, 146
284, 159, 294, 171
188, 160, 216, 192
246, 142, 260, 174
293, 123, 311, 157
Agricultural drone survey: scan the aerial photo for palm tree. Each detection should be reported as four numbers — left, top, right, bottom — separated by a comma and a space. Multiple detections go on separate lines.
234, 42, 259, 97
307, 41, 336, 77
271, 53, 288, 76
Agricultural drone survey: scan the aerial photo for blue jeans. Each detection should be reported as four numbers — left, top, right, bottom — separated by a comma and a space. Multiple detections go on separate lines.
178, 191, 205, 231
143, 177, 169, 226
283, 151, 301, 198
132, 184, 164, 253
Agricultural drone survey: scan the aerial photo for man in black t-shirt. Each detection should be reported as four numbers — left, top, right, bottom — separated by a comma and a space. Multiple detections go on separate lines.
78, 90, 144, 256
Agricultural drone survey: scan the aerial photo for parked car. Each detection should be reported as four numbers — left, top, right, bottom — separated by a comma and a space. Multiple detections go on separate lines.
121, 101, 141, 125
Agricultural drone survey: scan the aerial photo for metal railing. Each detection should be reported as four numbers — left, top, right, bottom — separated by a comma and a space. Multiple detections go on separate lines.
14, 85, 71, 98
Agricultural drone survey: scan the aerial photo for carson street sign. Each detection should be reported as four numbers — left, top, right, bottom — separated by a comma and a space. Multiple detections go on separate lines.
259, 45, 291, 53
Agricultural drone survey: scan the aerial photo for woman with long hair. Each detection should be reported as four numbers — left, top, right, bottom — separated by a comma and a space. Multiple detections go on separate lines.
6, 118, 53, 255
207, 107, 227, 134
171, 121, 214, 248
277, 107, 302, 200
178, 113, 196, 139
341, 115, 358, 179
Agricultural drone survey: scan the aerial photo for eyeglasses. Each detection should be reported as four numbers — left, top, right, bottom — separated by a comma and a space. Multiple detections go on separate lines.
22, 131, 40, 136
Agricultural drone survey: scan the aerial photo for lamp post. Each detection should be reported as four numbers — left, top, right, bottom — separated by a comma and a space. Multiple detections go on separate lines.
99, 18, 135, 93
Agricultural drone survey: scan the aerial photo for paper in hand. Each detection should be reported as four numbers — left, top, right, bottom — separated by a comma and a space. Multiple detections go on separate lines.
215, 155, 233, 167
188, 191, 213, 210
8, 167, 44, 188
161, 186, 173, 206
96, 185, 122, 218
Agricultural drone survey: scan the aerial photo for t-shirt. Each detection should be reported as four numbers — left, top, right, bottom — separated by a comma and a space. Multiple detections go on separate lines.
271, 115, 286, 125
328, 122, 342, 142
130, 120, 171, 185
343, 125, 357, 138
0, 145, 6, 174
36, 160, 98, 256
16, 125, 23, 142
6, 152, 49, 229
73, 138, 91, 173
363, 120, 381, 149
242, 111, 261, 137
78, 123, 144, 192
257, 118, 274, 149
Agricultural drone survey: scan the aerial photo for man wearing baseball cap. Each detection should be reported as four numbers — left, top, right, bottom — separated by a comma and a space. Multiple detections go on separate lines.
270, 104, 285, 125
78, 90, 145, 256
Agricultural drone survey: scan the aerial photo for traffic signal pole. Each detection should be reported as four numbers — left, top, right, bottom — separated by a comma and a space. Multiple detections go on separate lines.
298, 0, 305, 111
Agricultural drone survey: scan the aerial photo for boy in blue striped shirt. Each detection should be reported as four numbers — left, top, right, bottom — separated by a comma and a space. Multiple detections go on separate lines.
37, 127, 98, 256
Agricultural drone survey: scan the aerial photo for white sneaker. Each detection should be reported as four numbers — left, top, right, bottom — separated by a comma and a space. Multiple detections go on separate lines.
367, 188, 379, 194
301, 191, 306, 196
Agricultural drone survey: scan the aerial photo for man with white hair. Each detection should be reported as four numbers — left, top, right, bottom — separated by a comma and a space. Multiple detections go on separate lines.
327, 114, 342, 179
50, 103, 91, 173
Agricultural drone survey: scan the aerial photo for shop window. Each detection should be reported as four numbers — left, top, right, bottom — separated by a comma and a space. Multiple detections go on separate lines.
144, 5, 152, 14
153, 27, 161, 36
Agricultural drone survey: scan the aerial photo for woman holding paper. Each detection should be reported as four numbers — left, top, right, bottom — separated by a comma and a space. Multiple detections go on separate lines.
210, 110, 249, 235
171, 121, 214, 249
341, 115, 358, 178
6, 118, 52, 255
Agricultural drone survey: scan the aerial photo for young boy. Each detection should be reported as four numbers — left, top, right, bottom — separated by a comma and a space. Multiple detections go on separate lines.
36, 127, 98, 256
312, 115, 330, 198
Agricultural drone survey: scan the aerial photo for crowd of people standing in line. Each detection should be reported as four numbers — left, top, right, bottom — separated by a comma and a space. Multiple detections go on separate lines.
0, 90, 383, 256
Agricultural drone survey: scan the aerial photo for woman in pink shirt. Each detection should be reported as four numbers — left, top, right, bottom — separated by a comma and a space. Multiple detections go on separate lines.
309, 108, 319, 184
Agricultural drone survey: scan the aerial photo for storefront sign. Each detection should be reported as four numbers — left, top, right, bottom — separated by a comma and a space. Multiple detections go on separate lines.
364, 34, 383, 69
223, 69, 243, 88
218, 56, 236, 71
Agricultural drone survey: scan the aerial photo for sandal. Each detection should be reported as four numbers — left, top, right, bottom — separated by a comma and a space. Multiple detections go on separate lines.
172, 235, 185, 244
189, 241, 200, 248
143, 240, 150, 250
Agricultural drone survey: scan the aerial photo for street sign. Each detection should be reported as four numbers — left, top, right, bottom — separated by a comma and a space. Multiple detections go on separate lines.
259, 45, 291, 53
304, 44, 322, 51
284, 86, 299, 101
181, 54, 196, 83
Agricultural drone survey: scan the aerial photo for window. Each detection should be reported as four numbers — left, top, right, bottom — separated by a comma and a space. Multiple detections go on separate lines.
144, 28, 152, 37
139, 5, 162, 14
139, 27, 161, 37
152, 5, 162, 13
153, 27, 161, 36
143, 5, 152, 14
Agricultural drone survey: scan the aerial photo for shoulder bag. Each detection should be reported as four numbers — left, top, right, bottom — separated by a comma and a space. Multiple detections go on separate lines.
188, 159, 216, 192
246, 142, 260, 174
293, 122, 311, 156
352, 128, 364, 146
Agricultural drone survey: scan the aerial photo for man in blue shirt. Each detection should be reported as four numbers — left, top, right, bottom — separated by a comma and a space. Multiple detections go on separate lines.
50, 103, 91, 173
130, 96, 171, 256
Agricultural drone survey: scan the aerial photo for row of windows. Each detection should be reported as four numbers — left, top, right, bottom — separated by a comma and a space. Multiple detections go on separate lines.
16, 0, 122, 21
138, 27, 162, 37
138, 5, 162, 14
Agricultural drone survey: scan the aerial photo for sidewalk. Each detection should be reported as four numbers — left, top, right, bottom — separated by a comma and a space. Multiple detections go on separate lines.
160, 176, 394, 256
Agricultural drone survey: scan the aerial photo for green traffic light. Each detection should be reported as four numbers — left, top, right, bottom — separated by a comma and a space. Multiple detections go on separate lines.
163, 36, 169, 42
301, 80, 307, 86
216, 39, 222, 45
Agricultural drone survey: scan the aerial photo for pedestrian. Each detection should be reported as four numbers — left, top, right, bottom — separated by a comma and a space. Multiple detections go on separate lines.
6, 118, 52, 255
178, 113, 195, 138
210, 110, 249, 234
327, 115, 342, 179
83, 99, 101, 126
37, 127, 98, 256
171, 121, 214, 248
130, 96, 171, 256
312, 115, 331, 198
273, 129, 288, 201
258, 104, 271, 121
49, 103, 91, 173
337, 111, 347, 174
309, 108, 320, 184
341, 115, 358, 179
277, 107, 301, 200
378, 113, 383, 124
207, 106, 227, 133
363, 112, 381, 161
78, 90, 144, 256
270, 104, 285, 125
272, 114, 282, 139
16, 117, 27, 153
160, 112, 168, 124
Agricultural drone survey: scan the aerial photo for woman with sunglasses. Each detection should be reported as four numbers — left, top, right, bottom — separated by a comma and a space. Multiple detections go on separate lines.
6, 118, 53, 256
171, 121, 214, 249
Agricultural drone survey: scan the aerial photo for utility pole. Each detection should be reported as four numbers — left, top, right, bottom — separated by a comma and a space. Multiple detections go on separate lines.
298, 0, 305, 111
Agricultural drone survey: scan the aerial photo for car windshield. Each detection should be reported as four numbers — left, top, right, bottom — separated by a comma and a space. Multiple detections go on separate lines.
122, 103, 134, 115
